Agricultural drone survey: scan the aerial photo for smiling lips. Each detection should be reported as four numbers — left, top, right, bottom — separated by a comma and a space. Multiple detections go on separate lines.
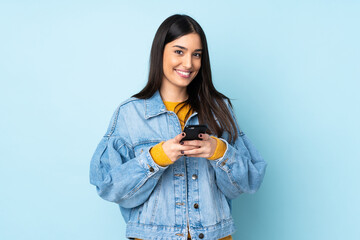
175, 69, 192, 78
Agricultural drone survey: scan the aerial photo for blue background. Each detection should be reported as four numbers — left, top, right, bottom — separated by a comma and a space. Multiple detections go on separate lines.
1, 1, 359, 239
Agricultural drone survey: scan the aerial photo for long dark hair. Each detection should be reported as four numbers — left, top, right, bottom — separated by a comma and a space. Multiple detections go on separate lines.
132, 14, 238, 143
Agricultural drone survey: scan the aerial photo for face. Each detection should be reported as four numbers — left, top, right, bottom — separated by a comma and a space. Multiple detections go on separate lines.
162, 33, 202, 91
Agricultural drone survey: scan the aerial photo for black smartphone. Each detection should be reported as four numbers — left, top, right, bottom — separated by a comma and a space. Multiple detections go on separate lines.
182, 125, 208, 141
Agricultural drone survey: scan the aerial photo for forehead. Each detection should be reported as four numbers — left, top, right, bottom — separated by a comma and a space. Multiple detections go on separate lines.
168, 33, 202, 49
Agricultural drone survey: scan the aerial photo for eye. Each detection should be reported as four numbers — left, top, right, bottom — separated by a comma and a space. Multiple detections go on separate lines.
175, 50, 183, 54
193, 53, 202, 58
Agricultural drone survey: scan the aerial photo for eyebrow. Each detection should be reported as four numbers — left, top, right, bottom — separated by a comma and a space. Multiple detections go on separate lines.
172, 45, 203, 52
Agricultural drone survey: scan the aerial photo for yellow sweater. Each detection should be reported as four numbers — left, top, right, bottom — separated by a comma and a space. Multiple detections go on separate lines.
150, 101, 227, 166
136, 101, 232, 240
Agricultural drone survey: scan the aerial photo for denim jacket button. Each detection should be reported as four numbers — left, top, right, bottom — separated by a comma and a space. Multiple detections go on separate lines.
192, 174, 197, 180
198, 233, 204, 239
194, 203, 199, 209
149, 166, 154, 172
220, 161, 226, 166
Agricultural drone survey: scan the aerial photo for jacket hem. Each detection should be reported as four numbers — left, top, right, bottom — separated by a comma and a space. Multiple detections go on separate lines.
126, 219, 236, 240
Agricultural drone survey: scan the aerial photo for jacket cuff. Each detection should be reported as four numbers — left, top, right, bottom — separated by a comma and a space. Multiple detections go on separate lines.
136, 145, 169, 181
208, 138, 233, 172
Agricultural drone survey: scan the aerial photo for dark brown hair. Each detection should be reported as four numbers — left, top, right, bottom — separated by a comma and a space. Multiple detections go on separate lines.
132, 14, 238, 143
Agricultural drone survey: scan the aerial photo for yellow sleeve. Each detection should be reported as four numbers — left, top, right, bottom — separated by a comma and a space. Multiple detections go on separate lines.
150, 141, 175, 167
207, 136, 227, 160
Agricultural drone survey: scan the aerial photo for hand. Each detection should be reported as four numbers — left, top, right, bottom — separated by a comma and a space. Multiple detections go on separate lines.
180, 133, 217, 158
162, 132, 199, 163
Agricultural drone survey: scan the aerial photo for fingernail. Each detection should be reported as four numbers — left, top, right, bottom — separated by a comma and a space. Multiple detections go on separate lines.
181, 150, 184, 154
180, 141, 184, 145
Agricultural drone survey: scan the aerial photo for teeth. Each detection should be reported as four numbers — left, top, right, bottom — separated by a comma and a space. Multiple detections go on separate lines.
176, 70, 190, 76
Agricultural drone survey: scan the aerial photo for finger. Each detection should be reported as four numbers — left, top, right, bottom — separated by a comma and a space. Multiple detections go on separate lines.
182, 140, 203, 147
198, 133, 210, 141
179, 145, 199, 151
184, 153, 201, 158
182, 147, 203, 156
178, 145, 198, 156
174, 132, 186, 143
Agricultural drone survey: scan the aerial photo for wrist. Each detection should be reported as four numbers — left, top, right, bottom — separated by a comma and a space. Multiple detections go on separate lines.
207, 136, 226, 160
150, 141, 175, 166
209, 137, 217, 157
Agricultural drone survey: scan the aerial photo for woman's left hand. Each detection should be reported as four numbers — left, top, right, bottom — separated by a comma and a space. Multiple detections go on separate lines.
180, 133, 217, 158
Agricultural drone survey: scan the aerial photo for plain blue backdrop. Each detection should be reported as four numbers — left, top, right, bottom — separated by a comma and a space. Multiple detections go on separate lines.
1, 1, 359, 239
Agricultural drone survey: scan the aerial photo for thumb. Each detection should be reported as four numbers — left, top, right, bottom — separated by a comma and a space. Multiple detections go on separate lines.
198, 133, 210, 141
174, 132, 186, 143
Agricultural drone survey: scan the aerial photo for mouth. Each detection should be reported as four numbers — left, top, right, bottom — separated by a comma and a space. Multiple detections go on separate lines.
175, 69, 192, 78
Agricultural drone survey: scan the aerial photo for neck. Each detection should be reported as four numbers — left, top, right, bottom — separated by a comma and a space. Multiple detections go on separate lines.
159, 85, 188, 102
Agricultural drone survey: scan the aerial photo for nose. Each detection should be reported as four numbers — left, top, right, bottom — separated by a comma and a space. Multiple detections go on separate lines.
182, 54, 192, 69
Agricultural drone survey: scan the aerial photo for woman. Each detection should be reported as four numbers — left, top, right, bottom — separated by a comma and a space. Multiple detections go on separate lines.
90, 14, 267, 240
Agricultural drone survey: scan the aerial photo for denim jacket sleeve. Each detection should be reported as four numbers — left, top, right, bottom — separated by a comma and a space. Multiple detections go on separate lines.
89, 105, 168, 208
209, 100, 267, 199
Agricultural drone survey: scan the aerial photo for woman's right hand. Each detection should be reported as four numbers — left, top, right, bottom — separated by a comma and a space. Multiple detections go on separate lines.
162, 132, 198, 163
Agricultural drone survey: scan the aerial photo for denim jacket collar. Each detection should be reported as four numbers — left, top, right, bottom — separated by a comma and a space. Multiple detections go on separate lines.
144, 90, 198, 120
144, 90, 167, 119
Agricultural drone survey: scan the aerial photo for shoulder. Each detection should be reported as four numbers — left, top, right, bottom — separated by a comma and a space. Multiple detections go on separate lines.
222, 97, 232, 107
109, 96, 143, 120
118, 96, 144, 109
219, 96, 244, 137
105, 96, 145, 137
111, 96, 147, 116
217, 96, 233, 112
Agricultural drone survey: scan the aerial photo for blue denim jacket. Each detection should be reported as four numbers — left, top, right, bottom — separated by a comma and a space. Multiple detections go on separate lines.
89, 90, 267, 240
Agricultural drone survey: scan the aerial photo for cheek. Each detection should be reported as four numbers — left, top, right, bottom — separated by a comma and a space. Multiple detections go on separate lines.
163, 60, 172, 74
163, 57, 178, 72
194, 60, 201, 71
169, 58, 180, 68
